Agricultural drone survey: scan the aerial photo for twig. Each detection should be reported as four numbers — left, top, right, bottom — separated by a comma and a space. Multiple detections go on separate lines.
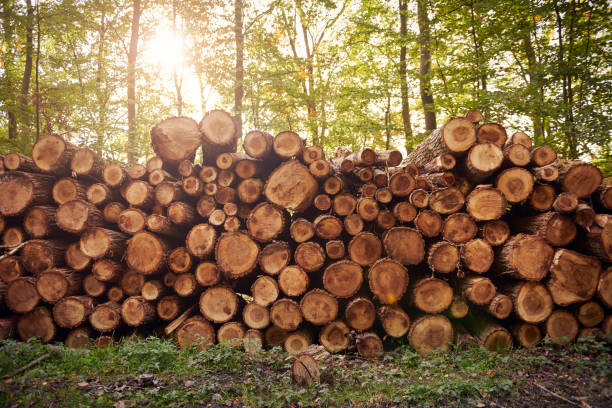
3, 353, 50, 379
533, 382, 585, 408
0, 242, 26, 261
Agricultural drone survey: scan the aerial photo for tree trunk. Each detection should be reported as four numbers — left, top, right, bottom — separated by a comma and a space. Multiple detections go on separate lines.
127, 0, 142, 165
416, 0, 436, 131
398, 0, 413, 149
234, 0, 244, 139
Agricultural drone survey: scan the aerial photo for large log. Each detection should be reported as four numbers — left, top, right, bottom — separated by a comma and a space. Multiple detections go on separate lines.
80, 228, 127, 260
200, 110, 239, 164
21, 239, 67, 274
322, 260, 363, 298
492, 234, 553, 281
547, 249, 601, 306
0, 171, 54, 216
31, 133, 77, 175
150, 116, 201, 165
125, 232, 172, 275
408, 314, 454, 355
264, 160, 318, 212
247, 202, 286, 242
215, 231, 259, 278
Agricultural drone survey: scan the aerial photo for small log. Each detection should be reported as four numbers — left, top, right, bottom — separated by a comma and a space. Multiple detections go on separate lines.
6, 277, 40, 313
322, 260, 363, 299
278, 265, 309, 297
372, 169, 388, 187
273, 130, 304, 159
102, 162, 126, 188
208, 209, 226, 226
319, 321, 350, 352
243, 302, 270, 330
323, 175, 343, 195
102, 202, 125, 223
119, 270, 145, 296
427, 241, 459, 274
408, 314, 454, 355
2, 226, 25, 247
36, 268, 83, 303
121, 296, 156, 327
294, 242, 325, 272
442, 213, 477, 244
247, 202, 286, 243
510, 212, 576, 247
290, 218, 315, 243
181, 175, 203, 196
156, 295, 183, 321
52, 177, 89, 205
486, 294, 513, 319
313, 215, 343, 240
146, 215, 187, 239
86, 183, 115, 207
175, 316, 215, 349
309, 159, 332, 179
21, 239, 67, 274
459, 275, 496, 306
325, 240, 345, 259
0, 256, 22, 283
80, 228, 127, 260
259, 241, 291, 276
216, 231, 259, 278
461, 143, 503, 184
343, 213, 364, 236
533, 165, 559, 182
348, 232, 382, 266
300, 289, 338, 326
174, 273, 198, 297
83, 274, 106, 297
151, 116, 201, 164
53, 295, 94, 328
214, 186, 236, 204
4, 152, 39, 173
476, 123, 507, 146
89, 301, 122, 332
17, 306, 56, 342
414, 209, 443, 237
125, 231, 172, 275
547, 249, 601, 306
149, 169, 175, 186
196, 196, 216, 218
465, 185, 506, 221
92, 259, 123, 282
448, 297, 469, 319
465, 110, 483, 124
168, 201, 199, 227
422, 154, 456, 173
118, 207, 147, 235
31, 133, 77, 175
528, 183, 556, 211
0, 171, 54, 216
575, 301, 604, 328
56, 199, 104, 234
368, 258, 408, 304
141, 280, 165, 301
122, 180, 154, 209
361, 183, 377, 197
411, 277, 453, 313
292, 352, 320, 385
263, 160, 319, 211
504, 281, 553, 324
270, 298, 303, 331
461, 238, 494, 274
393, 202, 417, 224
199, 166, 218, 183
378, 306, 410, 338
313, 194, 331, 211
243, 130, 274, 159
388, 171, 415, 197
284, 329, 312, 354
462, 310, 513, 351
552, 192, 578, 213
23, 205, 60, 238
194, 261, 221, 287
545, 310, 578, 344
492, 234, 553, 281
495, 167, 534, 203
503, 144, 530, 167
251, 275, 279, 307
237, 178, 263, 203
428, 187, 465, 214
575, 202, 596, 229
505, 131, 532, 148
128, 163, 147, 180
513, 323, 541, 348
107, 286, 124, 302
332, 193, 357, 216
303, 145, 325, 164
530, 145, 557, 167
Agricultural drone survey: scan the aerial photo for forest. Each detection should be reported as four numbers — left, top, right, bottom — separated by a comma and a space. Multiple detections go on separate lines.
0, 0, 611, 171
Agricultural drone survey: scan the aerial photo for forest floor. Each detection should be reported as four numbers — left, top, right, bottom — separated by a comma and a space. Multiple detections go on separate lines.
0, 336, 610, 407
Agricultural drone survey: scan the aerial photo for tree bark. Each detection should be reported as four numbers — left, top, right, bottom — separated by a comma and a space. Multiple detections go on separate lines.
416, 0, 436, 131
398, 0, 413, 148
127, 0, 142, 164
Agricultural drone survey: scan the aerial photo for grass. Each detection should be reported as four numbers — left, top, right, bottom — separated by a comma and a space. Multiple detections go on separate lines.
0, 335, 610, 407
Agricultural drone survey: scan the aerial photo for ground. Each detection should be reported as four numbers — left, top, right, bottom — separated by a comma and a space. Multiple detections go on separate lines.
0, 336, 610, 407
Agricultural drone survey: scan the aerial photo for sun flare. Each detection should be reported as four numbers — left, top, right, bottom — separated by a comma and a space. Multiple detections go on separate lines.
143, 24, 185, 72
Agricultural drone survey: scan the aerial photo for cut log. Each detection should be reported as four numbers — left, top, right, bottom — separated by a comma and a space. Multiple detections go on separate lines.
372, 169, 389, 187
181, 175, 203, 196
103, 202, 125, 223
128, 163, 147, 180
462, 310, 512, 351
596, 185, 612, 210
393, 202, 417, 223
0, 256, 22, 283
530, 145, 557, 167
528, 183, 556, 211
284, 330, 312, 354
598, 267, 612, 308
422, 154, 456, 173
345, 297, 376, 331
575, 202, 596, 229
414, 209, 442, 237
199, 285, 239, 324
0, 171, 54, 216
503, 144, 530, 167
378, 306, 410, 338
412, 277, 453, 313
513, 323, 541, 348
461, 238, 494, 274
408, 314, 454, 355
23, 205, 60, 238
545, 310, 578, 344
461, 143, 503, 184
291, 353, 320, 385
199, 166, 218, 183
36, 268, 83, 303
165, 247, 192, 274
493, 234, 553, 281
300, 289, 338, 326
465, 110, 483, 124
427, 241, 459, 274
56, 199, 104, 234
155, 182, 185, 207
259, 241, 291, 276
86, 183, 115, 207
243, 302, 270, 330
31, 133, 76, 175
264, 160, 318, 212
125, 231, 171, 275
174, 273, 198, 297
356, 332, 383, 358
495, 167, 534, 203
388, 172, 415, 197
80, 228, 127, 260
476, 123, 507, 146
313, 194, 331, 211
575, 301, 604, 328
533, 165, 559, 182
322, 260, 363, 299
428, 187, 465, 214
465, 186, 506, 221
313, 215, 343, 240
273, 131, 304, 159
237, 178, 263, 203
119, 270, 145, 296
581, 220, 612, 262
405, 117, 476, 168
141, 280, 165, 301
382, 227, 425, 265
243, 130, 274, 159
448, 297, 469, 319
278, 265, 309, 297
511, 212, 576, 247
323, 175, 343, 195
118, 208, 147, 235
504, 281, 553, 324
251, 275, 279, 307
247, 202, 286, 243
294, 242, 326, 272
552, 192, 578, 213
176, 316, 216, 349
557, 160, 602, 198
185, 224, 216, 259
6, 277, 40, 313
156, 295, 182, 321
89, 301, 122, 332
343, 213, 364, 236
325, 240, 345, 260
53, 295, 94, 328
368, 258, 408, 304
150, 116, 201, 164
505, 131, 532, 148
2, 226, 25, 247
547, 249, 601, 306
146, 215, 186, 240
107, 286, 124, 302
243, 329, 264, 353
319, 320, 350, 352
486, 294, 513, 319
348, 232, 382, 266
4, 152, 39, 173
309, 159, 332, 179
17, 306, 55, 342
216, 231, 259, 278
270, 298, 303, 331
52, 177, 88, 205
459, 275, 496, 306
193, 261, 220, 287
303, 145, 325, 164
92, 259, 123, 282
442, 213, 478, 244
332, 193, 357, 216
21, 239, 67, 274
102, 162, 126, 188
83, 275, 106, 297
344, 148, 376, 167
290, 218, 315, 243
361, 183, 377, 197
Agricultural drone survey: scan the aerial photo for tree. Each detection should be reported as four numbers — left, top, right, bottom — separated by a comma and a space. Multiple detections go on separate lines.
416, 0, 436, 131
398, 0, 413, 148
127, 0, 142, 164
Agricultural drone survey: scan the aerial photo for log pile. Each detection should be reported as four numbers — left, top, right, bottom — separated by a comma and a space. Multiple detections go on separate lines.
0, 110, 610, 356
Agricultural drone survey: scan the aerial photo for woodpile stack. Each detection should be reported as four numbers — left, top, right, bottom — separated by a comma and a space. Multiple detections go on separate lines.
0, 109, 610, 355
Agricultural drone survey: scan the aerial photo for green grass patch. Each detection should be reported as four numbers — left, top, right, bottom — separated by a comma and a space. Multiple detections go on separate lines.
0, 336, 610, 407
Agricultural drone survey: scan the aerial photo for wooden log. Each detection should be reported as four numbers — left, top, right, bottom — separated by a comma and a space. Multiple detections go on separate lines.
405, 117, 476, 167
575, 301, 604, 328
127, 163, 147, 180
414, 209, 442, 237
23, 205, 60, 238
528, 183, 556, 211
259, 241, 291, 276
251, 275, 279, 307
4, 152, 39, 173
284, 329, 312, 354
17, 306, 56, 342
294, 242, 325, 272
513, 323, 541, 348
264, 160, 318, 211
36, 268, 83, 303
465, 186, 506, 221
461, 143, 503, 184
323, 175, 343, 195
428, 187, 465, 214
208, 209, 226, 226
156, 295, 182, 321
598, 267, 612, 308
176, 316, 216, 349
319, 320, 350, 352
461, 238, 494, 274
6, 277, 39, 313
121, 296, 156, 327
0, 316, 17, 340
52, 177, 89, 205
376, 306, 410, 338
125, 231, 171, 275
382, 227, 425, 265
547, 249, 601, 306
575, 202, 596, 229
411, 277, 453, 313
511, 212, 576, 247
504, 281, 553, 324
493, 234, 553, 281
243, 302, 270, 330
313, 194, 331, 211
581, 220, 612, 262
388, 171, 415, 197
192, 261, 220, 287
495, 167, 534, 203
214, 186, 236, 204
216, 231, 259, 279
393, 202, 417, 224
273, 130, 304, 159
55, 199, 104, 234
150, 116, 201, 164
154, 182, 184, 208
291, 352, 320, 385
173, 273, 198, 297
119, 270, 145, 296
217, 169, 236, 187
92, 259, 123, 282
462, 310, 513, 351
107, 286, 124, 302
530, 145, 557, 167
303, 145, 325, 164
313, 215, 342, 240
321, 260, 363, 299
372, 169, 388, 187
247, 202, 286, 243
53, 295, 94, 328
167, 201, 198, 227
361, 183, 377, 197
476, 122, 507, 146
442, 213, 477, 244
422, 154, 456, 173
503, 144, 530, 167
102, 162, 126, 188
343, 213, 364, 236
117, 207, 147, 235
80, 228, 127, 260
237, 178, 263, 203
31, 133, 77, 175
595, 185, 612, 211
290, 218, 314, 243
83, 274, 106, 298
89, 301, 122, 332
367, 258, 408, 305
347, 232, 382, 267
427, 241, 459, 274
180, 175, 202, 197
0, 171, 54, 216
0, 256, 22, 283
145, 215, 186, 240
557, 160, 602, 198
552, 192, 578, 213
2, 226, 25, 247
122, 180, 154, 209
141, 280, 165, 301
86, 183, 115, 207
332, 193, 357, 217
195, 196, 216, 219
309, 159, 332, 179
21, 239, 67, 274
243, 130, 274, 159
102, 202, 125, 223
300, 289, 338, 326
408, 314, 454, 355
459, 275, 496, 306
545, 310, 578, 344
270, 298, 303, 331
375, 188, 393, 204
533, 165, 559, 182
278, 265, 309, 297
448, 296, 469, 319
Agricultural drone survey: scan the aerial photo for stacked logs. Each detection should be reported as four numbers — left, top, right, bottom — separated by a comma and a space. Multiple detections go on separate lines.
0, 109, 610, 357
